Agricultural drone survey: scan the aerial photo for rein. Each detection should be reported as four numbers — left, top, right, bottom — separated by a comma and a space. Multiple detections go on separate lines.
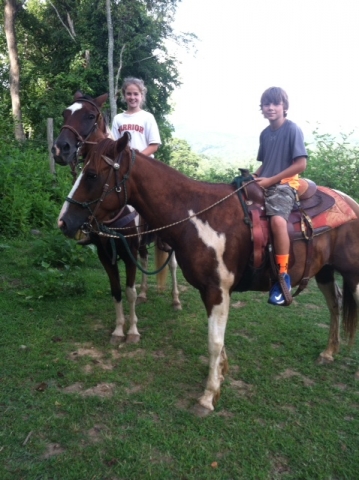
98, 179, 256, 240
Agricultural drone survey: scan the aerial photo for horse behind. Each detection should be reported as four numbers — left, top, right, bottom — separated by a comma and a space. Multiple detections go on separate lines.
52, 92, 182, 343
58, 132, 359, 412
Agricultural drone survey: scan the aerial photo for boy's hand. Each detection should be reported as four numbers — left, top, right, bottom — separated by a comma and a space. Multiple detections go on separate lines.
255, 177, 273, 189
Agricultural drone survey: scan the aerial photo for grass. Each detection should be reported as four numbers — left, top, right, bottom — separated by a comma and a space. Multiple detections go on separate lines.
1, 237, 359, 479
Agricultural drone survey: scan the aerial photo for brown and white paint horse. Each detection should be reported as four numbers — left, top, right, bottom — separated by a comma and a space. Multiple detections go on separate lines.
52, 93, 181, 344
58, 133, 359, 412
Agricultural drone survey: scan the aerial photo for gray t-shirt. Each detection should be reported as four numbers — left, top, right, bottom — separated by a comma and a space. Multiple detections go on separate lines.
257, 119, 307, 178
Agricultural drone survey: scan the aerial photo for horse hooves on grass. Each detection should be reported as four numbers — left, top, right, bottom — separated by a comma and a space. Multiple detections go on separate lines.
173, 302, 182, 311
110, 335, 126, 346
126, 334, 141, 344
191, 403, 213, 418
136, 296, 147, 305
316, 353, 334, 365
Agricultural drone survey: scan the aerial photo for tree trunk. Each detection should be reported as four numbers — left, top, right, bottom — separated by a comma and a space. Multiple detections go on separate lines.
106, 0, 117, 123
4, 0, 25, 141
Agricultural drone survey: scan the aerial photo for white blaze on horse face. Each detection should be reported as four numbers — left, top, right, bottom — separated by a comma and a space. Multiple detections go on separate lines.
67, 102, 84, 115
189, 210, 235, 291
57, 172, 84, 227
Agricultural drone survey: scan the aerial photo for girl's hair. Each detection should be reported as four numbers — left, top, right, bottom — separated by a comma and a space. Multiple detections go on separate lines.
121, 77, 147, 107
260, 87, 289, 117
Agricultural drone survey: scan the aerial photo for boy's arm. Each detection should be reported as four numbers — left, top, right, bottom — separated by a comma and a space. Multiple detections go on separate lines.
255, 156, 307, 189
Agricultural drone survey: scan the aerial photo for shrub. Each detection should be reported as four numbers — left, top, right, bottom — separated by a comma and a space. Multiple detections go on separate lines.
0, 141, 72, 237
305, 130, 359, 201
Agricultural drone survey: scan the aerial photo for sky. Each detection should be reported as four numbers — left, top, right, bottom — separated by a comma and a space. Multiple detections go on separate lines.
167, 0, 359, 150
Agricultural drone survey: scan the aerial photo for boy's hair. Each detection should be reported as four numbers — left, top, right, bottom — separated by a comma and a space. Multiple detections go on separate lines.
121, 77, 147, 107
260, 87, 289, 117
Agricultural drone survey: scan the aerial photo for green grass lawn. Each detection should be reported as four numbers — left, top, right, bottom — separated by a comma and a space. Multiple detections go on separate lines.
1, 238, 359, 479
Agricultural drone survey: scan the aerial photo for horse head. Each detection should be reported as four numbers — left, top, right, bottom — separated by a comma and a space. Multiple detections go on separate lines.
58, 132, 132, 238
52, 91, 109, 166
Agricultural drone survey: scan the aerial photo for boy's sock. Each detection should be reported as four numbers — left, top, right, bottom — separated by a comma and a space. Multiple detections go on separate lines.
275, 254, 289, 275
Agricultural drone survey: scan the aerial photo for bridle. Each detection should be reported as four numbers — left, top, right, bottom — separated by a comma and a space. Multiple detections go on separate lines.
66, 148, 136, 234
60, 98, 105, 174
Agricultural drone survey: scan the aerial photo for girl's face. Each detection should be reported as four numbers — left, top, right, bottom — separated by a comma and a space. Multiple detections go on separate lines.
124, 84, 143, 112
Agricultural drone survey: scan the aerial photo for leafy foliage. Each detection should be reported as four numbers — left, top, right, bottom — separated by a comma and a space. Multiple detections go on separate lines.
305, 130, 359, 201
0, 141, 72, 237
1, 0, 196, 164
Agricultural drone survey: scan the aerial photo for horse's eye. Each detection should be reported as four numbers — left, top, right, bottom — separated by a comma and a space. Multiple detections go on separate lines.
86, 172, 97, 179
88, 114, 96, 120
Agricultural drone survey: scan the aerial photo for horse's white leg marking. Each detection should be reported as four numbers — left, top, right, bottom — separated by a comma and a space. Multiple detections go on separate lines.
57, 172, 84, 227
169, 253, 182, 310
138, 255, 148, 301
189, 211, 234, 410
111, 299, 126, 341
199, 298, 230, 411
126, 286, 140, 339
317, 280, 342, 363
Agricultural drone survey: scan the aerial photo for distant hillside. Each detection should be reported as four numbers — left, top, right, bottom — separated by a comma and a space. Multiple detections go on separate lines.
172, 124, 258, 168
172, 123, 359, 169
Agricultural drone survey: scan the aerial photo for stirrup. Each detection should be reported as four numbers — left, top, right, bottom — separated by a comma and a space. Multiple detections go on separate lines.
278, 273, 293, 306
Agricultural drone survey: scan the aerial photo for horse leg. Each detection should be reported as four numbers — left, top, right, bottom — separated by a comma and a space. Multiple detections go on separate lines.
168, 252, 182, 311
123, 250, 140, 344
95, 240, 127, 345
137, 245, 148, 304
198, 287, 230, 411
315, 266, 342, 363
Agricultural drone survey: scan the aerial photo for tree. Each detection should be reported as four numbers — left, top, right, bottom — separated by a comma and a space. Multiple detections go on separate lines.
4, 0, 25, 141
0, 0, 196, 162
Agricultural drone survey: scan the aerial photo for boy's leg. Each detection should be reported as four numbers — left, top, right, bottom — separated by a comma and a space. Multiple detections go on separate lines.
270, 215, 290, 274
264, 185, 295, 306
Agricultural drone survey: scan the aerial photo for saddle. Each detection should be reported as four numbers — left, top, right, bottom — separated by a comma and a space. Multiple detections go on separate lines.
233, 170, 358, 295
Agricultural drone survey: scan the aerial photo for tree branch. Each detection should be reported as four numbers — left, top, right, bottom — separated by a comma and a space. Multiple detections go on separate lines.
48, 1, 76, 41
114, 44, 126, 98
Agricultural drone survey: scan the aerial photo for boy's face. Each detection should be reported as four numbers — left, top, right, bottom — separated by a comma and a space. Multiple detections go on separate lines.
261, 101, 285, 123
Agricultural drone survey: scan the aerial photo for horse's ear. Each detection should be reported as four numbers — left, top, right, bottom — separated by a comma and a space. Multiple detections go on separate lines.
116, 131, 131, 153
74, 91, 84, 100
95, 93, 109, 108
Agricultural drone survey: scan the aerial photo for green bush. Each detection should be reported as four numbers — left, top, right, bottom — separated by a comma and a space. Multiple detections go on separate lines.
31, 229, 96, 270
0, 141, 72, 237
305, 130, 359, 201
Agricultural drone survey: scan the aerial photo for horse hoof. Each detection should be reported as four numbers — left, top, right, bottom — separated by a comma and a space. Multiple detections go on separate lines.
173, 302, 182, 311
191, 403, 213, 417
110, 335, 126, 345
198, 395, 215, 412
126, 334, 141, 344
316, 353, 334, 365
136, 296, 147, 305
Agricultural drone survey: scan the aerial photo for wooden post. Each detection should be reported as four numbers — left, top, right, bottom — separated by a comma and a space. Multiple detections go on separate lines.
47, 118, 55, 175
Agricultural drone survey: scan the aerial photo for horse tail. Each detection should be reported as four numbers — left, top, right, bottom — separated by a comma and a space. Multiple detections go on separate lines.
342, 280, 358, 345
155, 245, 168, 291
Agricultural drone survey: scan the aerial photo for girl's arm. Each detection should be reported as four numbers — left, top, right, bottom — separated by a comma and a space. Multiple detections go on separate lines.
142, 144, 159, 157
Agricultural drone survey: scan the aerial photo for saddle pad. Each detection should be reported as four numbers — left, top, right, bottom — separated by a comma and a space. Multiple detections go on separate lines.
291, 186, 358, 234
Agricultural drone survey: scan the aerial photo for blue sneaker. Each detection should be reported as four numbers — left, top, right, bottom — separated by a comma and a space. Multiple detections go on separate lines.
268, 273, 292, 306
